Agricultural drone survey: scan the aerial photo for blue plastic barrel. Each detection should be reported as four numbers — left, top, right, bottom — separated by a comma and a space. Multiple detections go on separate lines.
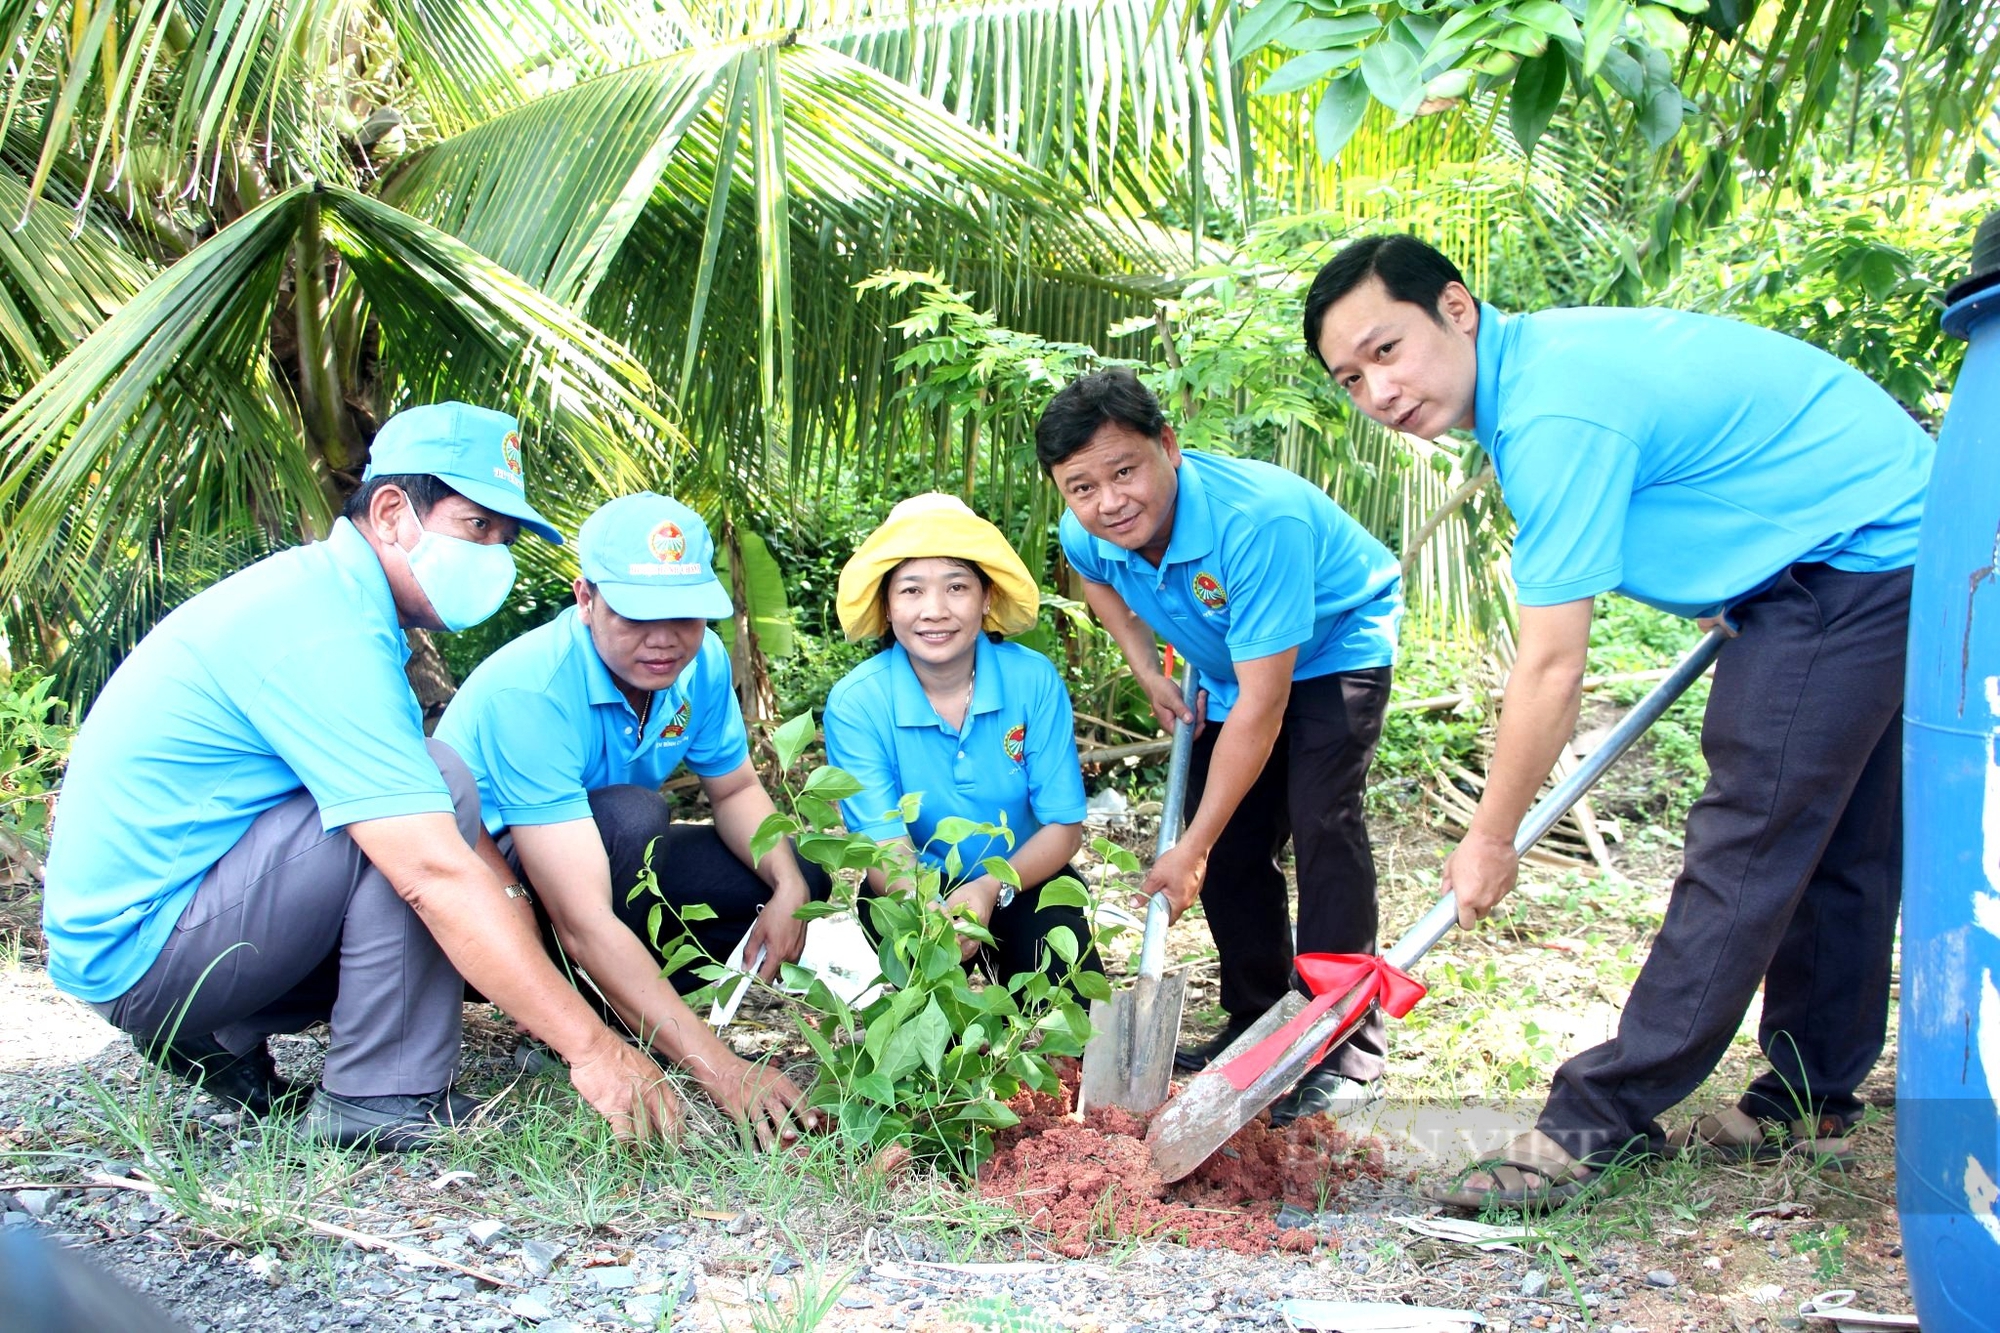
1899, 210, 2000, 1330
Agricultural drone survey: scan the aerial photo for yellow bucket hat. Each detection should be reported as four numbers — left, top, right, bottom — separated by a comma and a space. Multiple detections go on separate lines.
836, 493, 1041, 642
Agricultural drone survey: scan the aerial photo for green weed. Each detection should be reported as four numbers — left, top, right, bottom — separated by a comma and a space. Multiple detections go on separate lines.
1789, 1223, 1850, 1282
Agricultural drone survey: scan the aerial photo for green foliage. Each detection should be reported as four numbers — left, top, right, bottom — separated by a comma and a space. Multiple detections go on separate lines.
1590, 598, 1709, 825
1237, 0, 1699, 159
644, 712, 1122, 1174
0, 670, 71, 858
1663, 185, 1981, 415
1789, 1222, 1850, 1282
1374, 631, 1490, 787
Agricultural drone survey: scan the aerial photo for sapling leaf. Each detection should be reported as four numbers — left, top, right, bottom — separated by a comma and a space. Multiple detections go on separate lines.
979, 856, 1022, 888
677, 902, 718, 922
771, 712, 815, 770
853, 1071, 898, 1106
802, 765, 865, 800
1034, 877, 1089, 909
789, 901, 846, 921
1045, 926, 1079, 965
911, 998, 952, 1075
794, 832, 852, 871
750, 813, 799, 865
933, 815, 984, 845
658, 941, 706, 975
796, 795, 839, 829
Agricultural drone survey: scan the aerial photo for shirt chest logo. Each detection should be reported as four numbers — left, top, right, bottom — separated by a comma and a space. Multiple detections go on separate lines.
1192, 571, 1228, 611
1003, 723, 1026, 764
660, 699, 691, 739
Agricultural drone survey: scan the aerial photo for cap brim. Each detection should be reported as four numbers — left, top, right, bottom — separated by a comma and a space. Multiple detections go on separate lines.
449, 475, 565, 545
597, 577, 735, 622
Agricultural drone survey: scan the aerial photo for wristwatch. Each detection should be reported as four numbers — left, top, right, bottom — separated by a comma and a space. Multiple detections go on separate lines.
992, 881, 1016, 911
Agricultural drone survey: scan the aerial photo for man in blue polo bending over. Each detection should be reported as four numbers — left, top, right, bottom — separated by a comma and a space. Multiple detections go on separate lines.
43, 403, 679, 1150
436, 493, 827, 1149
1034, 368, 1404, 1124
1305, 233, 1932, 1208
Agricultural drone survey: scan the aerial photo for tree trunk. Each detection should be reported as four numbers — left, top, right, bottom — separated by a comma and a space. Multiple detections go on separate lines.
722, 518, 776, 728
292, 192, 365, 526
404, 629, 456, 734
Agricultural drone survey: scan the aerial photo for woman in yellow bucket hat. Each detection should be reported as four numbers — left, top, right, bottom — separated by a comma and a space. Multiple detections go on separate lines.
822, 494, 1101, 986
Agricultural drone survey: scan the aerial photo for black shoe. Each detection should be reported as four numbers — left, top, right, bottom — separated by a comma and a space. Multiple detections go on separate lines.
1173, 1013, 1260, 1073
1267, 1061, 1383, 1128
139, 1036, 302, 1118
300, 1087, 484, 1152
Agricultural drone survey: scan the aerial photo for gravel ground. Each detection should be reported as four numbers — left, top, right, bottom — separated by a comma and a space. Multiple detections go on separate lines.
0, 802, 1915, 1332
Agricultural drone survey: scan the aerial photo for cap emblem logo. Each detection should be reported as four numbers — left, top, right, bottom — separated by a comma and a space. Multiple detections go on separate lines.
648, 521, 687, 563
1003, 723, 1026, 764
502, 432, 522, 476
1192, 571, 1227, 611
661, 699, 691, 739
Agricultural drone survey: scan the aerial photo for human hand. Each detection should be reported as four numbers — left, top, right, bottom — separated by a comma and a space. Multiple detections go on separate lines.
744, 887, 809, 981
702, 1056, 819, 1150
942, 879, 1002, 961
1441, 830, 1521, 930
568, 1036, 681, 1145
1138, 668, 1186, 732
1135, 841, 1208, 924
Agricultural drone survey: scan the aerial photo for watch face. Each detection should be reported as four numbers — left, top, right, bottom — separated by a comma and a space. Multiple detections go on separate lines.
995, 883, 1016, 909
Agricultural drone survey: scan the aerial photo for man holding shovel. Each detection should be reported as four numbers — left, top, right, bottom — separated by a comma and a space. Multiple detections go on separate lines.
1034, 368, 1404, 1125
1304, 234, 1934, 1207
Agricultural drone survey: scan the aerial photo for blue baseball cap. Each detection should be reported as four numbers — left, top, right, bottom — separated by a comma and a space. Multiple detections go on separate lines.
363, 402, 564, 544
577, 493, 734, 621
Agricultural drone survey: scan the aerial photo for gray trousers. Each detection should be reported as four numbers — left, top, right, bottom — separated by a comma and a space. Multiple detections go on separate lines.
1539, 563, 1911, 1165
95, 739, 479, 1098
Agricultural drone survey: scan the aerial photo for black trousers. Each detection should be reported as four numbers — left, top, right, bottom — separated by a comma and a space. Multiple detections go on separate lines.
1540, 563, 1911, 1165
858, 864, 1105, 991
1185, 667, 1393, 1082
511, 785, 831, 996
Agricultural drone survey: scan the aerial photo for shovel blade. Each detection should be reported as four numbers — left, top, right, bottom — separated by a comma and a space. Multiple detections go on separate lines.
1079, 971, 1188, 1114
1144, 991, 1312, 1182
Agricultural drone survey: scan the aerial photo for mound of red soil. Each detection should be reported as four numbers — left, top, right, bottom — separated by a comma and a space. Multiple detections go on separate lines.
976, 1059, 1385, 1256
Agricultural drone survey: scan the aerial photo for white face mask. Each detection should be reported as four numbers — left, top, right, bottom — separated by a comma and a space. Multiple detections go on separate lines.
402, 523, 517, 632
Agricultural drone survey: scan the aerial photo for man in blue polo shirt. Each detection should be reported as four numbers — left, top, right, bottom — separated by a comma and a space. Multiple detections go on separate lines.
1034, 368, 1404, 1123
436, 493, 826, 1148
43, 403, 680, 1150
1305, 234, 1932, 1207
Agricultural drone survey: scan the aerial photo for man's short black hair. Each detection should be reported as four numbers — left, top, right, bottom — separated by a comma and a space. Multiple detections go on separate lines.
340, 473, 461, 525
1303, 234, 1477, 370
1033, 367, 1167, 473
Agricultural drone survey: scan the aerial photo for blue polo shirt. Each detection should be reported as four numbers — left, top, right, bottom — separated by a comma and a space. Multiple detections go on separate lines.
1059, 450, 1402, 719
436, 607, 749, 833
43, 519, 455, 1004
821, 637, 1086, 878
1472, 303, 1934, 617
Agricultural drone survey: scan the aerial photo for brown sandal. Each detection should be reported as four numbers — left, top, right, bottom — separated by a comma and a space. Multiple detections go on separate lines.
1670, 1106, 1856, 1168
1426, 1130, 1596, 1211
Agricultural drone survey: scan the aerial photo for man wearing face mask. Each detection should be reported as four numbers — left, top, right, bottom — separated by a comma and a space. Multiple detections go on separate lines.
436, 493, 829, 1149
42, 402, 681, 1151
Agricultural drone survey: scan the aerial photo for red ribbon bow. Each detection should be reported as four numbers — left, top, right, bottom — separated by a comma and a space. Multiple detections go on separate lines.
1217, 952, 1427, 1092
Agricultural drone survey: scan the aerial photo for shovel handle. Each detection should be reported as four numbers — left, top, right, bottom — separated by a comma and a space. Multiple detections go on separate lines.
1137, 662, 1202, 980
1382, 626, 1728, 974
1155, 662, 1201, 860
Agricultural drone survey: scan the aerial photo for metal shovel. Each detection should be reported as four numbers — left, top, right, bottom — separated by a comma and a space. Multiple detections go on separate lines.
1078, 663, 1202, 1114
1146, 627, 1729, 1181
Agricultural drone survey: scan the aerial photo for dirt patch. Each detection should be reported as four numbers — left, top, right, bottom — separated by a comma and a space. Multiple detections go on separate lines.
977, 1058, 1386, 1257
